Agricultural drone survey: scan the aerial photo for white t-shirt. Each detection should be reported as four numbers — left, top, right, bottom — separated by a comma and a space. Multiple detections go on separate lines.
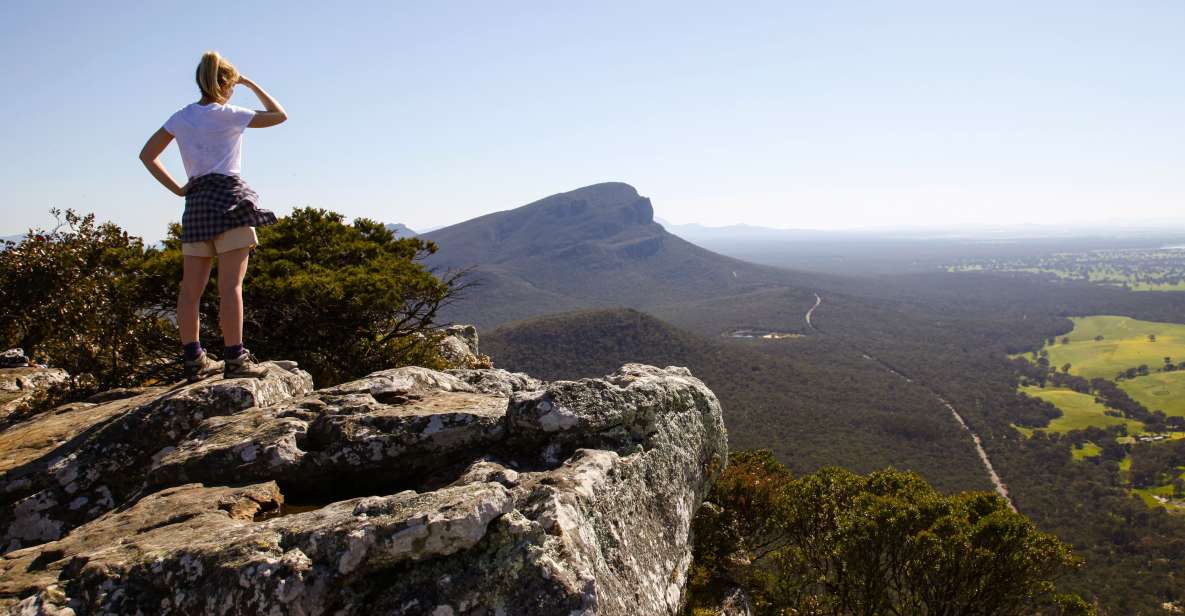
162, 102, 256, 180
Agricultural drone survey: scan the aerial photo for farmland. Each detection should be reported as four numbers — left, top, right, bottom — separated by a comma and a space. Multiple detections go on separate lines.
1025, 315, 1185, 379
1017, 386, 1144, 434
948, 247, 1185, 291
1121, 371, 1185, 418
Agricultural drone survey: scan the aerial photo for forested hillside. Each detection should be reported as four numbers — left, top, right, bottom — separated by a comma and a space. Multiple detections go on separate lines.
429, 182, 1185, 613
485, 309, 990, 494
806, 274, 1185, 613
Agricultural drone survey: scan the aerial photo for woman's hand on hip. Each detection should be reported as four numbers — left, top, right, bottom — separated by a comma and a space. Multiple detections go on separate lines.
174, 182, 189, 198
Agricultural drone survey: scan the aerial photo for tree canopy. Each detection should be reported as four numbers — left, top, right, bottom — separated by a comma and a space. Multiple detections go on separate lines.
688, 450, 1092, 615
1, 208, 466, 395
0, 209, 174, 390
145, 207, 468, 385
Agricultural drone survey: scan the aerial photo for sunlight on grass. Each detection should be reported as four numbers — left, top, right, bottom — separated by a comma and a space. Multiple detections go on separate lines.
1018, 316, 1185, 380
1071, 441, 1102, 460
1018, 386, 1145, 434
1120, 371, 1185, 418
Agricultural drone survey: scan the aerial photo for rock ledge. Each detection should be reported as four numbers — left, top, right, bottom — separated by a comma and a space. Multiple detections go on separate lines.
0, 361, 726, 615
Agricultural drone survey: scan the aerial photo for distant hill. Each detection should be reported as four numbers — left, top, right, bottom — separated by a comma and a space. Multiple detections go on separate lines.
483, 308, 991, 494
423, 182, 823, 327
384, 223, 417, 238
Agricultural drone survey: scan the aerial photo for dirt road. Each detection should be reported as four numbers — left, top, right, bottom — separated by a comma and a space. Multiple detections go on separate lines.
804, 292, 1016, 510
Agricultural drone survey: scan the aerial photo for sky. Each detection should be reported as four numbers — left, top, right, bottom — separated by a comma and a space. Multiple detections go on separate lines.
3, 1, 1184, 240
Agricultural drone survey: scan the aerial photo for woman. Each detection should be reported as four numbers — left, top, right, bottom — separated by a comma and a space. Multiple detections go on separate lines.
139, 51, 287, 382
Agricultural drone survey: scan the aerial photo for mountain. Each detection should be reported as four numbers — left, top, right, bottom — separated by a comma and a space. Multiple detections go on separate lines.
483, 308, 991, 494
383, 223, 417, 238
423, 183, 823, 328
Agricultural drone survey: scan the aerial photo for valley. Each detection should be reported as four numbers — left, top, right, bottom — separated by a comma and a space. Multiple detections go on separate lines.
426, 182, 1185, 613
806, 293, 1015, 510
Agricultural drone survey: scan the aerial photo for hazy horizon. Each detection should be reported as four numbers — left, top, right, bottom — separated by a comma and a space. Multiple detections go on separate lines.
4, 1, 1185, 241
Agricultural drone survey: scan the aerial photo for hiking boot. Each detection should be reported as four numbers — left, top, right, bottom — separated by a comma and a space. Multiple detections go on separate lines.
183, 351, 222, 383
224, 348, 269, 379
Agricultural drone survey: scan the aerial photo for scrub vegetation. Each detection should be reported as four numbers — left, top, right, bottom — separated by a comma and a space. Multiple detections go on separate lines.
0, 208, 462, 401
685, 450, 1091, 615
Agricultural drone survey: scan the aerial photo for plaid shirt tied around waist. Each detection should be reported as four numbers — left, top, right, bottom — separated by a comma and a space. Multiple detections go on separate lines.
180, 173, 278, 243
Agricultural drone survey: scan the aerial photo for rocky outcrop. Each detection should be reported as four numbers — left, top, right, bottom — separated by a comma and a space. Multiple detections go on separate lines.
0, 350, 29, 369
0, 356, 70, 424
0, 362, 313, 552
0, 360, 726, 615
436, 324, 489, 369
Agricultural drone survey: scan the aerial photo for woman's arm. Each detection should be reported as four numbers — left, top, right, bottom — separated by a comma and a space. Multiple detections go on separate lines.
139, 128, 186, 197
239, 76, 288, 128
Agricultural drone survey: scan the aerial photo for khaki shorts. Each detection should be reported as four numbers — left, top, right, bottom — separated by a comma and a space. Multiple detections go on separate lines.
181, 226, 258, 257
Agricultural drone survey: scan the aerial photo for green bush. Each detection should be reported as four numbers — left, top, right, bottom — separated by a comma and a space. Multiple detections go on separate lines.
0, 209, 175, 391
1, 208, 466, 393
688, 450, 1093, 615
143, 207, 467, 386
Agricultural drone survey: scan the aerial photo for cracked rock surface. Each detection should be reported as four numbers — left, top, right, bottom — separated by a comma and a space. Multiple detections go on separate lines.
0, 361, 726, 615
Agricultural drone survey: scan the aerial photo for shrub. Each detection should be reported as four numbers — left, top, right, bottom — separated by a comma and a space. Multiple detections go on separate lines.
687, 450, 1092, 615
1, 207, 467, 394
142, 207, 468, 385
0, 209, 175, 391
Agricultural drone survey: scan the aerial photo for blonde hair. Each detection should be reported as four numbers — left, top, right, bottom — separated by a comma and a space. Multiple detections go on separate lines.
195, 51, 239, 104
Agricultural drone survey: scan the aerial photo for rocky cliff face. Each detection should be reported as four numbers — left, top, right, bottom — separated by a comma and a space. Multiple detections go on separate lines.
0, 353, 726, 615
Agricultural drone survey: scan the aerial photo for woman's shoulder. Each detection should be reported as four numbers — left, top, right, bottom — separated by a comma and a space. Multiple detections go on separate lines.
168, 103, 200, 121
168, 102, 253, 130
163, 104, 193, 134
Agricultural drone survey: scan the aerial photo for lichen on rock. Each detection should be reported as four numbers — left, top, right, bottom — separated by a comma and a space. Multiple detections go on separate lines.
0, 354, 726, 615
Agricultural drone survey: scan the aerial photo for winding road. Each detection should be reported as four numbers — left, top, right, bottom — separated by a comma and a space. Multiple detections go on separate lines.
805, 293, 1016, 511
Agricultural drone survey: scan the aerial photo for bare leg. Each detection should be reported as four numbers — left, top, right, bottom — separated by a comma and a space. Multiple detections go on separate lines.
178, 256, 213, 344
217, 246, 252, 347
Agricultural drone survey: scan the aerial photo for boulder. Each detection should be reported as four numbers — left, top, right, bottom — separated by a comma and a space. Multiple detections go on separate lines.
0, 349, 28, 369
0, 362, 726, 615
0, 366, 70, 425
436, 324, 488, 368
442, 325, 479, 357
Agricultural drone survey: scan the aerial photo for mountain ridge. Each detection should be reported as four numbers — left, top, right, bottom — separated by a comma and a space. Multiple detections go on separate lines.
422, 182, 828, 328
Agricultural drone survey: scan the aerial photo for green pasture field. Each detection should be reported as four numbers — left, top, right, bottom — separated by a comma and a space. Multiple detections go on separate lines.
1071, 442, 1102, 460
1121, 371, 1185, 417
1026, 315, 1185, 379
1017, 386, 1145, 434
